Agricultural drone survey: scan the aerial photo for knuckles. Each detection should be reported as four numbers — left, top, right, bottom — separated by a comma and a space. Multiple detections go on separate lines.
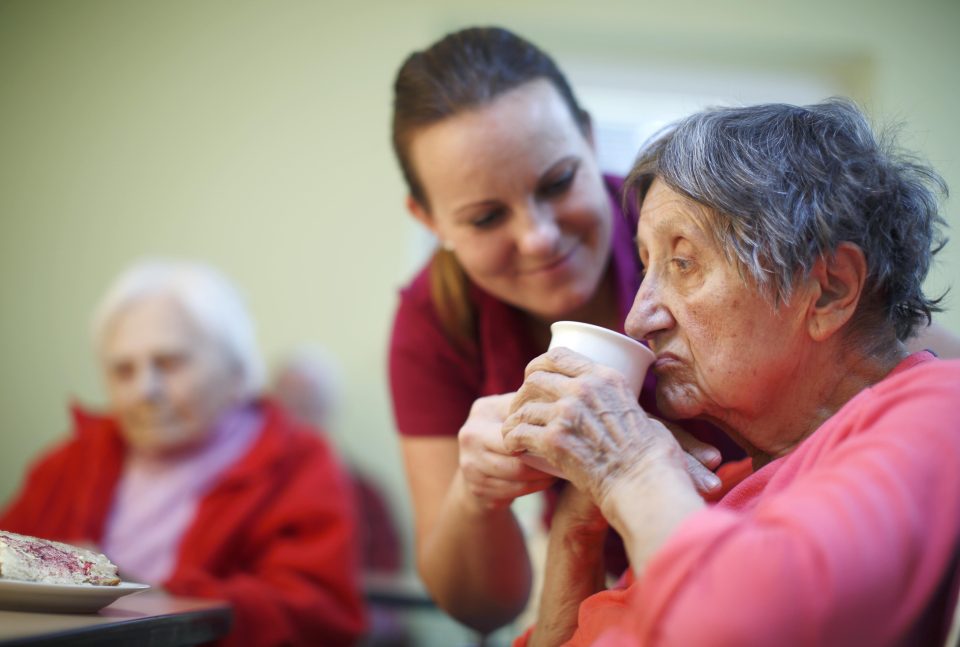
552, 396, 581, 427
457, 424, 483, 451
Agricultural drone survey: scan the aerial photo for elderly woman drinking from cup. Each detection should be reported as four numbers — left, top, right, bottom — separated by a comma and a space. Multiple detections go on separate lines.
504, 99, 960, 647
1, 260, 366, 647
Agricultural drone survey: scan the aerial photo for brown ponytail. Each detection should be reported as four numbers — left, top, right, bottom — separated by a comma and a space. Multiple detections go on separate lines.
428, 248, 476, 354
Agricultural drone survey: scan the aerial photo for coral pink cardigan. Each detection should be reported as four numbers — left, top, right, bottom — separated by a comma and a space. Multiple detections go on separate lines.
518, 353, 960, 647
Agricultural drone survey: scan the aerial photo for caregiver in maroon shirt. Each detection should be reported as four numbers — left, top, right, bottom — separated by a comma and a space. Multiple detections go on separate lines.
386, 26, 726, 635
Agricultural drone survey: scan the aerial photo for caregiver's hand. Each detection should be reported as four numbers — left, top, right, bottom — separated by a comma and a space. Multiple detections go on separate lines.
458, 393, 558, 511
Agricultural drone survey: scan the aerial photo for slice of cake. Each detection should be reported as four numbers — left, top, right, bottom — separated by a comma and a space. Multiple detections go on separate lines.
0, 530, 120, 586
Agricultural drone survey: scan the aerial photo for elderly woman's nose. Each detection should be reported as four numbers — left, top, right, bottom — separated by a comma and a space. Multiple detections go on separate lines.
132, 365, 163, 400
517, 205, 560, 256
626, 276, 673, 342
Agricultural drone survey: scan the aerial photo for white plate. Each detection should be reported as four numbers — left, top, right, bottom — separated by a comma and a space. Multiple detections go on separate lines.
0, 579, 150, 613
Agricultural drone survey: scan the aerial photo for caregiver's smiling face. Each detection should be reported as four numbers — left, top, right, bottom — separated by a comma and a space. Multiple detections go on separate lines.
407, 79, 613, 321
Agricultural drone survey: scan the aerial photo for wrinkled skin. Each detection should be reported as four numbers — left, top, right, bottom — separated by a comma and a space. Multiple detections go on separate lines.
463, 374, 720, 513
502, 347, 689, 510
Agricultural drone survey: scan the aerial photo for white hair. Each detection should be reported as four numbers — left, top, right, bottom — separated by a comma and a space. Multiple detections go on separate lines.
91, 259, 266, 398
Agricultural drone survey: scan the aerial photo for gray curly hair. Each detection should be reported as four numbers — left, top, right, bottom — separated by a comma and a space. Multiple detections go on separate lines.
626, 98, 948, 342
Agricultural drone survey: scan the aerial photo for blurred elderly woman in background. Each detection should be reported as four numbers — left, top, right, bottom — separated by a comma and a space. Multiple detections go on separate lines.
504, 100, 960, 646
0, 260, 366, 647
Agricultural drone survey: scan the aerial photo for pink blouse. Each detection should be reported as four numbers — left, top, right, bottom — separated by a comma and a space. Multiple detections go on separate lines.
548, 352, 960, 647
101, 404, 262, 584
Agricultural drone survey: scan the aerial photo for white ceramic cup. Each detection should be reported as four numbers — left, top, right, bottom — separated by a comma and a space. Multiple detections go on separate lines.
547, 321, 655, 398
519, 321, 656, 477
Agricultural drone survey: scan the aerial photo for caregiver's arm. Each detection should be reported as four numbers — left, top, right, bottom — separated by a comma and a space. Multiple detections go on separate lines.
401, 394, 555, 634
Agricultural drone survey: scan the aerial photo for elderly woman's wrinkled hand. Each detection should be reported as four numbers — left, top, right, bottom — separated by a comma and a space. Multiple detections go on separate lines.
662, 422, 723, 493
502, 348, 715, 509
458, 393, 558, 511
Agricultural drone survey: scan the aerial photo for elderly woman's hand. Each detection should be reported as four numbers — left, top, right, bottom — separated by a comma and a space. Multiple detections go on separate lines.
502, 348, 715, 511
458, 393, 558, 511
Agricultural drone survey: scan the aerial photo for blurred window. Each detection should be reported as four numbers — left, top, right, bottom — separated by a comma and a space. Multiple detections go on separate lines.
567, 62, 846, 175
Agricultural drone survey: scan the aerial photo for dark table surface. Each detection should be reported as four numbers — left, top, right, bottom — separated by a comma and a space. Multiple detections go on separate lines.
0, 591, 232, 646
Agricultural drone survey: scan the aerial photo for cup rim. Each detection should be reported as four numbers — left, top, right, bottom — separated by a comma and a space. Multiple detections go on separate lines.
549, 320, 651, 354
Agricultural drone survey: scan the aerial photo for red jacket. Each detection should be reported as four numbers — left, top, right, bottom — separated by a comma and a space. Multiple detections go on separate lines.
0, 400, 367, 646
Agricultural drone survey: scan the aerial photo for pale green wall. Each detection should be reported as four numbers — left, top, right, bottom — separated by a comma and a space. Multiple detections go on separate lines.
1, 0, 958, 580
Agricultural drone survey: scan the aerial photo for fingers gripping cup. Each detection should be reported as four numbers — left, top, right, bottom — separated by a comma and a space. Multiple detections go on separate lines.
519, 321, 656, 477
548, 321, 655, 398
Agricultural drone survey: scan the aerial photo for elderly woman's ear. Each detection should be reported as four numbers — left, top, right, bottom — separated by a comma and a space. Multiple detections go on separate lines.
805, 242, 868, 342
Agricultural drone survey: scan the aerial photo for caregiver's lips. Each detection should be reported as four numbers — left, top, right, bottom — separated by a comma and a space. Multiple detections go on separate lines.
521, 243, 578, 275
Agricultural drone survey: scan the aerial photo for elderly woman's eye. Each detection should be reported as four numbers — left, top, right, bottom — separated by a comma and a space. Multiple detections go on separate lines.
672, 257, 693, 272
111, 362, 135, 381
156, 353, 187, 372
